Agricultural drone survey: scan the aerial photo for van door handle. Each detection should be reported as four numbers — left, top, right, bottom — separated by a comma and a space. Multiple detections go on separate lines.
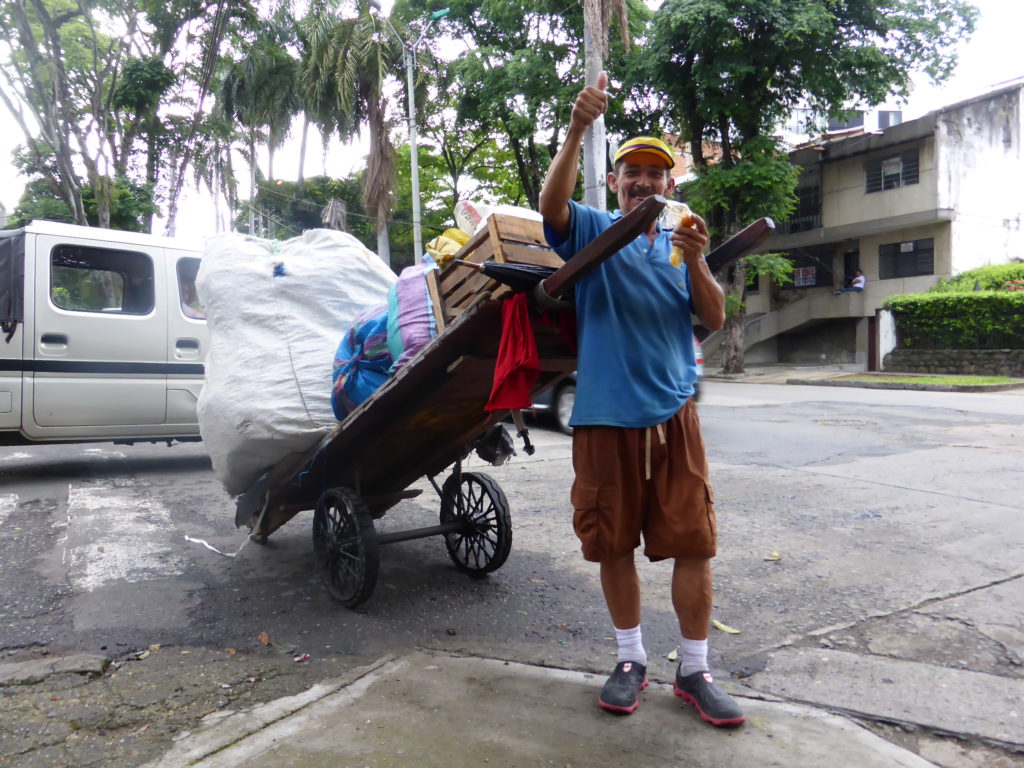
40, 333, 68, 346
174, 338, 200, 360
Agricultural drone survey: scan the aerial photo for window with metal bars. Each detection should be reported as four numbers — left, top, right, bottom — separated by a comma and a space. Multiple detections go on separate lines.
879, 238, 934, 279
782, 185, 821, 234
788, 245, 835, 288
865, 149, 919, 193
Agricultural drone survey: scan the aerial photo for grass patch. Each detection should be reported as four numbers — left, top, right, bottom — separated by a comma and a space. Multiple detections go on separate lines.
834, 374, 1020, 386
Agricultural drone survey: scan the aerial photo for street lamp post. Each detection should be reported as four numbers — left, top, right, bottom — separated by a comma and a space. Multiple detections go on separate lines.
369, 2, 449, 262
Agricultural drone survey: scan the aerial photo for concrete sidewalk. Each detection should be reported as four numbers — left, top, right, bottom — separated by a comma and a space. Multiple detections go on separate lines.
704, 363, 1024, 392
703, 363, 862, 386
144, 651, 938, 768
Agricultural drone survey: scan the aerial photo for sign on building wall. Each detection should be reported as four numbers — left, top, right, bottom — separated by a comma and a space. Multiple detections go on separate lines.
882, 157, 904, 176
794, 266, 817, 287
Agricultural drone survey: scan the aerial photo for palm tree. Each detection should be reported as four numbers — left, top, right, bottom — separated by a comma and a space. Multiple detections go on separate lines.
301, 0, 402, 265
217, 26, 301, 234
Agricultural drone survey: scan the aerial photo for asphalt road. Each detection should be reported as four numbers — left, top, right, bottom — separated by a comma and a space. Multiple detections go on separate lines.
1, 380, 1022, 766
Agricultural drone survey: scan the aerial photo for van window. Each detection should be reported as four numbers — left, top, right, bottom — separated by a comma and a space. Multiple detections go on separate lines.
176, 257, 205, 320
50, 245, 154, 314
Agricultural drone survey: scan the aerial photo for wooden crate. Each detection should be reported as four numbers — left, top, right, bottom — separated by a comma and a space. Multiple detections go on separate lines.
437, 214, 563, 322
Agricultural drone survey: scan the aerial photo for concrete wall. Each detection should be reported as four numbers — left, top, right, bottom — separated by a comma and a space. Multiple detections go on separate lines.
730, 85, 1023, 367
777, 319, 859, 364
884, 349, 1024, 376
746, 278, 771, 315
879, 310, 897, 366
855, 221, 952, 287
821, 137, 939, 230
937, 88, 1024, 272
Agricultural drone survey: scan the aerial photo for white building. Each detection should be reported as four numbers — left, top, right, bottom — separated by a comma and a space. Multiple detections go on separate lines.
706, 82, 1024, 368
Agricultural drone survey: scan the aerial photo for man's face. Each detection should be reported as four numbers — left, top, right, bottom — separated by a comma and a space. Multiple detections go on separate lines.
608, 159, 675, 215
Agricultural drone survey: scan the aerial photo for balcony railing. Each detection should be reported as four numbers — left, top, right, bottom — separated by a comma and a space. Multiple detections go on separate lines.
780, 212, 821, 234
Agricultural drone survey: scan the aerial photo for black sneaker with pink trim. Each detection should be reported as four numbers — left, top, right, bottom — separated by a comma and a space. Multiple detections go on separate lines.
598, 661, 649, 714
673, 669, 745, 726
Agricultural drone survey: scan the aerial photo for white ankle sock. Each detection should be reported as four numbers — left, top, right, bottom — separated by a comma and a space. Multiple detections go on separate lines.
615, 625, 647, 666
678, 637, 708, 676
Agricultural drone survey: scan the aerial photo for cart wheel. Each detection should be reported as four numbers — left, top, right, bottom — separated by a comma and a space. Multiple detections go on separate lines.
440, 472, 512, 576
313, 487, 379, 608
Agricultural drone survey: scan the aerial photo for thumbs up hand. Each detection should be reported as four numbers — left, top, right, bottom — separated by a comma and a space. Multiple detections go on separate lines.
570, 70, 608, 131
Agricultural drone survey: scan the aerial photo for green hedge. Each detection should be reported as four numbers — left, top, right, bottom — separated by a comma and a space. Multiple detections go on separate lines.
884, 292, 1024, 349
928, 262, 1024, 293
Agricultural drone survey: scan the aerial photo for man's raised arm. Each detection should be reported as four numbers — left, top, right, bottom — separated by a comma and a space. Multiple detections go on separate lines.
539, 71, 608, 238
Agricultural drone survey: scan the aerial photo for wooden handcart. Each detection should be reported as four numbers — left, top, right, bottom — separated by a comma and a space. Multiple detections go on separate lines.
234, 197, 773, 607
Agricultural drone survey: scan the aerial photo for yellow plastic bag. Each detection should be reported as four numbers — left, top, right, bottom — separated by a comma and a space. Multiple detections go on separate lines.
426, 228, 471, 268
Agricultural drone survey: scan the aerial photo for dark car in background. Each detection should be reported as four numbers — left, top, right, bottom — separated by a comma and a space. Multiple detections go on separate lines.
531, 335, 705, 434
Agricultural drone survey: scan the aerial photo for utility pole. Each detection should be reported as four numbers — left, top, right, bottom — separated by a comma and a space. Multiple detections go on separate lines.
582, 19, 606, 210
403, 42, 424, 261
369, 2, 448, 262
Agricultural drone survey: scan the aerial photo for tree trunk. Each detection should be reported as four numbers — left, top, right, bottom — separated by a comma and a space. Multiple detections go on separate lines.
720, 311, 746, 374
582, 21, 605, 211
225, 145, 237, 232
57, 146, 88, 226
213, 161, 222, 233
85, 167, 113, 229
376, 199, 391, 267
297, 116, 310, 190
248, 134, 257, 235
720, 263, 748, 374
143, 119, 161, 234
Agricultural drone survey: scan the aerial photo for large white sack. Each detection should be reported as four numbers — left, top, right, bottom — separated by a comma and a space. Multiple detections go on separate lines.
196, 228, 396, 496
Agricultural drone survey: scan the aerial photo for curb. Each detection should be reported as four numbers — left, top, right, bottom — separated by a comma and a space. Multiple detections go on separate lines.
0, 653, 109, 686
786, 378, 1024, 392
139, 654, 396, 768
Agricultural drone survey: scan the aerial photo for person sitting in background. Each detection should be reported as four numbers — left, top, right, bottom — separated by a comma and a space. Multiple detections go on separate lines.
181, 280, 206, 319
833, 269, 866, 294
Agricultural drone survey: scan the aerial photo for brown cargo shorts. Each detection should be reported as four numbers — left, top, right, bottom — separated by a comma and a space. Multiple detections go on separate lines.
570, 399, 716, 562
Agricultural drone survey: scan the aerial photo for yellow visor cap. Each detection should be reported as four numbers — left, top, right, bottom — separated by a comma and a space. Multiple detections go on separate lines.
613, 137, 675, 169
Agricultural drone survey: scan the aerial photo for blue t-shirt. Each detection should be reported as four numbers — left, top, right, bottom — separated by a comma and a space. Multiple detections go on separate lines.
543, 200, 698, 428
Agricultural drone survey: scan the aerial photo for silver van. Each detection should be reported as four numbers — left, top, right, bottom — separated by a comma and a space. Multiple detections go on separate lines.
1, 220, 208, 445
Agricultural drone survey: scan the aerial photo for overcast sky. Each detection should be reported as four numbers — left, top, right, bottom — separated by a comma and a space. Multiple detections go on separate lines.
1, 0, 1021, 236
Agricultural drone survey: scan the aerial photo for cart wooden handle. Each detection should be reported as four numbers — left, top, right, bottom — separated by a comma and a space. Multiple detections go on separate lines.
537, 202, 776, 301
705, 217, 776, 274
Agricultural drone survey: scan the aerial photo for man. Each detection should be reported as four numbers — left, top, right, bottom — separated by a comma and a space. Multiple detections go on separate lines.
833, 269, 866, 294
538, 72, 744, 727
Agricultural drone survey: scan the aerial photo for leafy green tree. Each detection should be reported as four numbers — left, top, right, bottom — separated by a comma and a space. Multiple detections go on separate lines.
7, 175, 159, 232
388, 141, 454, 268
414, 60, 529, 212
301, 0, 404, 264
111, 54, 177, 230
239, 175, 377, 249
217, 19, 303, 234
683, 136, 800, 372
639, 0, 979, 372
5, 179, 74, 227
398, 0, 646, 211
0, 0, 253, 232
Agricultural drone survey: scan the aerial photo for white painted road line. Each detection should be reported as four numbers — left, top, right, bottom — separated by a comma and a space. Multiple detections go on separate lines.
64, 482, 185, 592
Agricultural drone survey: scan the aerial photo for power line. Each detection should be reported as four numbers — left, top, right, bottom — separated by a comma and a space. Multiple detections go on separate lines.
252, 183, 447, 236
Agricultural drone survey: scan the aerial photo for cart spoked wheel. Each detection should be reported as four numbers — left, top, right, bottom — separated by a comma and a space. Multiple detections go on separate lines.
440, 472, 512, 576
313, 487, 379, 608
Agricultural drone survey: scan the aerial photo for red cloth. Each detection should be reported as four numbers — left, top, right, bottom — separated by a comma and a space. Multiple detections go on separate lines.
486, 293, 540, 411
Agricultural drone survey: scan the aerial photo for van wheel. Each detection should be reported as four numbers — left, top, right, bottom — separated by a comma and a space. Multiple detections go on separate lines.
554, 384, 575, 435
